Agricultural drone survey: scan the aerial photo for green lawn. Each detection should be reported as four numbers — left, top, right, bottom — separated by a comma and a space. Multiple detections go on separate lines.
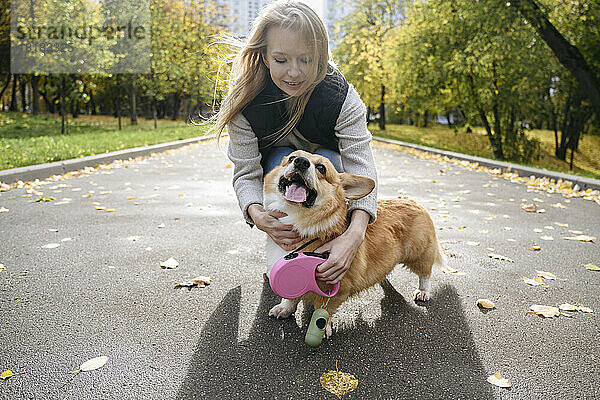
0, 112, 212, 170
370, 123, 600, 180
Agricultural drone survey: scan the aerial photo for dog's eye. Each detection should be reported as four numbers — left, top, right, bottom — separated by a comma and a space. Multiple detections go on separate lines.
288, 156, 296, 163
315, 164, 326, 174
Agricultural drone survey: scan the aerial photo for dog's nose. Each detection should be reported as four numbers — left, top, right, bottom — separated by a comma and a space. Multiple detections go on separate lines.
293, 156, 310, 171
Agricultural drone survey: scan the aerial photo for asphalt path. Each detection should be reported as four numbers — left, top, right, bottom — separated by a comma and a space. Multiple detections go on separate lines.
1, 139, 599, 400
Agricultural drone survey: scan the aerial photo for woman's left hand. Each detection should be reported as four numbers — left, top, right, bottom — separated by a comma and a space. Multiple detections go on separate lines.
313, 209, 370, 285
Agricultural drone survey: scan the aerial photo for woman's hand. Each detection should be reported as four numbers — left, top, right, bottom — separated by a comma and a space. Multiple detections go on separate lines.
314, 209, 370, 285
248, 204, 302, 251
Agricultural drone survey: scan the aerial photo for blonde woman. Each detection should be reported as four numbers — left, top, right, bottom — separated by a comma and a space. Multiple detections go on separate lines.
214, 0, 378, 305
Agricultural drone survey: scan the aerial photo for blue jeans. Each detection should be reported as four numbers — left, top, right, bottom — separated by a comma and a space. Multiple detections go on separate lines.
263, 146, 343, 175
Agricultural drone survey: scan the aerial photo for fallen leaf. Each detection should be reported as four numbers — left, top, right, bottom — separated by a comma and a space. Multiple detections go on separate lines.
488, 253, 514, 262
441, 266, 466, 276
35, 196, 56, 202
523, 276, 544, 286
466, 241, 480, 246
551, 203, 567, 209
105, 209, 116, 212
41, 243, 60, 249
160, 257, 179, 269
563, 235, 595, 242
544, 226, 555, 230
528, 245, 541, 251
0, 263, 5, 271
157, 223, 166, 229
555, 222, 568, 228
61, 238, 72, 242
127, 196, 137, 200
533, 228, 543, 233
72, 355, 109, 373
529, 304, 560, 318
521, 203, 537, 212
568, 230, 583, 234
476, 299, 496, 309
0, 370, 13, 380
175, 276, 212, 288
320, 368, 358, 398
0, 207, 8, 213
48, 228, 59, 232
127, 236, 140, 241
578, 306, 593, 313
558, 303, 578, 311
540, 236, 554, 241
582, 263, 600, 271
487, 371, 511, 388
536, 270, 557, 280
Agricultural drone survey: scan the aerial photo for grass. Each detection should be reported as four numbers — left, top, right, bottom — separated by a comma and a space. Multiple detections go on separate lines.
370, 123, 600, 180
0, 112, 212, 170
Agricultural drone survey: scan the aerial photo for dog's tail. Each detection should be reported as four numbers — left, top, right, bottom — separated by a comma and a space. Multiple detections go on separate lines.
432, 234, 445, 269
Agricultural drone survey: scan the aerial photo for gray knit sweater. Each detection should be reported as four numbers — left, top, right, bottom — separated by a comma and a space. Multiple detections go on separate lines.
226, 82, 378, 227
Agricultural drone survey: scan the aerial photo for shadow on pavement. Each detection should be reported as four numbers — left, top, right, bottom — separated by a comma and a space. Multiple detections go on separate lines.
177, 277, 494, 399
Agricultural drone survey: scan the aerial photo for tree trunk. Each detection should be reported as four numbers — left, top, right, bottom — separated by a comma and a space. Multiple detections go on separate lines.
153, 100, 157, 129
10, 74, 18, 111
171, 94, 181, 121
378, 84, 386, 130
0, 74, 11, 101
116, 75, 122, 130
60, 75, 66, 134
20, 76, 27, 112
130, 82, 137, 125
31, 74, 40, 115
511, 0, 600, 116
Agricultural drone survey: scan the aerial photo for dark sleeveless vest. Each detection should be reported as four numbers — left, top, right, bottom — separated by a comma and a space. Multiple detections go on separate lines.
242, 64, 349, 168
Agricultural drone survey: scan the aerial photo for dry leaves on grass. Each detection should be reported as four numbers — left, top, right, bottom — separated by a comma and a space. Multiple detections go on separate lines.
320, 362, 358, 399
175, 276, 211, 288
487, 371, 511, 388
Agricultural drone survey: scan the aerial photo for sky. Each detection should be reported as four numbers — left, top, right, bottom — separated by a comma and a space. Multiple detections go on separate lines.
298, 0, 324, 18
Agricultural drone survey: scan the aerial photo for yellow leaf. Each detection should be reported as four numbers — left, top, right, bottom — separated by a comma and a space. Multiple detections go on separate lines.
105, 209, 116, 212
0, 370, 13, 380
41, 243, 60, 249
555, 222, 568, 228
0, 207, 9, 213
582, 263, 600, 271
528, 245, 541, 251
540, 236, 554, 241
127, 196, 137, 200
320, 368, 358, 398
577, 306, 593, 313
488, 253, 514, 262
536, 270, 556, 280
175, 276, 211, 287
476, 299, 496, 309
529, 304, 560, 318
563, 235, 595, 242
487, 371, 511, 388
521, 203, 537, 212
523, 276, 544, 286
441, 266, 466, 276
0, 263, 5, 271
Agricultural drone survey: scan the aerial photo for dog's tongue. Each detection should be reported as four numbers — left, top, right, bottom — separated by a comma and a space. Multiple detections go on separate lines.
284, 183, 307, 203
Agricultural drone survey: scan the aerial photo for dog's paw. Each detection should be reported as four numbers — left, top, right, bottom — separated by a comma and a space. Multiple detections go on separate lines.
268, 302, 296, 319
413, 289, 431, 302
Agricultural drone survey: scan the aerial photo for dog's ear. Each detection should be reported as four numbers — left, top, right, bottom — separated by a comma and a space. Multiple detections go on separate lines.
339, 173, 375, 200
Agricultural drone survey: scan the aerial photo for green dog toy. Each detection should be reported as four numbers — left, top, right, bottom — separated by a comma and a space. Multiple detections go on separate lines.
305, 308, 330, 347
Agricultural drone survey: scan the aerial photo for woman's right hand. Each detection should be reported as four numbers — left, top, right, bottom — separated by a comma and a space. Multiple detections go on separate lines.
248, 204, 302, 251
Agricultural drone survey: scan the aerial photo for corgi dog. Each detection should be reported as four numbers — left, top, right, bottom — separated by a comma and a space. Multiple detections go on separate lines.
263, 150, 443, 336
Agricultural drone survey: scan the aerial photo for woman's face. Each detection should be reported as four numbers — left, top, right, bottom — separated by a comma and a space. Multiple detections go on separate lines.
263, 26, 313, 97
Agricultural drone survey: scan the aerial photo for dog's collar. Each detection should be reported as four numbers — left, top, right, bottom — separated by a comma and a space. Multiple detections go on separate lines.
292, 237, 320, 253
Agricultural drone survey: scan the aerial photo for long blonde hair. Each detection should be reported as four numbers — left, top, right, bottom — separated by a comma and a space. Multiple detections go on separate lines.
213, 0, 329, 146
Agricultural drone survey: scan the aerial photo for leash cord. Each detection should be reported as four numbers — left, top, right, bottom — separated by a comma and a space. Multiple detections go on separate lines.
291, 237, 319, 254
322, 290, 332, 308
